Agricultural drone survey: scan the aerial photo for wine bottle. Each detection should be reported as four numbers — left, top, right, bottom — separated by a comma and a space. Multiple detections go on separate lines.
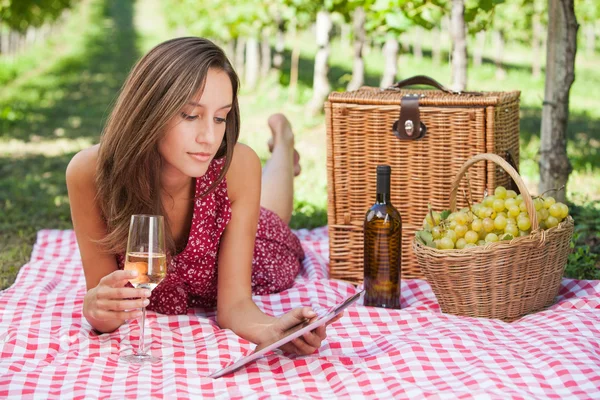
363, 165, 402, 309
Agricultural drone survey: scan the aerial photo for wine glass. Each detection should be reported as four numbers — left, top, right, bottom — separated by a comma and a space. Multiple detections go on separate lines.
120, 214, 167, 364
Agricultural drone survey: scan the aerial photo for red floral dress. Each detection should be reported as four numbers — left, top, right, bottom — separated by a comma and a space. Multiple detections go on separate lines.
117, 157, 304, 314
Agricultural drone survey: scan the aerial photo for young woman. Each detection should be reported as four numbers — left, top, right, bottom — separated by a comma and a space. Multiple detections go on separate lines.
66, 37, 337, 355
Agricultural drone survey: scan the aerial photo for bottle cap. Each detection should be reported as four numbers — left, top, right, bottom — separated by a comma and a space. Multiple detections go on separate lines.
376, 165, 391, 196
377, 165, 391, 174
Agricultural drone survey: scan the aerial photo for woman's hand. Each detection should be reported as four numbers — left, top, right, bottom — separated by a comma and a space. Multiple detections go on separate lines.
83, 270, 151, 327
264, 307, 344, 356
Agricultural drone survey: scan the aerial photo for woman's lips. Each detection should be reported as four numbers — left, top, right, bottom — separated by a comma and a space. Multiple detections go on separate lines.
188, 152, 212, 162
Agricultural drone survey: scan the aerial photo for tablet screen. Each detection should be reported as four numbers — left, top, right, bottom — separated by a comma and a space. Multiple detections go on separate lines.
208, 289, 364, 379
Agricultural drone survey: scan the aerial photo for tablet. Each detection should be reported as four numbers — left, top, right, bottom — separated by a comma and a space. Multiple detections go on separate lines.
208, 289, 365, 379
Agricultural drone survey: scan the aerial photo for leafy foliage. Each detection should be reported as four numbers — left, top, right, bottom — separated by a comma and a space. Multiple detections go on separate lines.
365, 0, 415, 43
566, 238, 600, 280
0, 0, 77, 32
289, 199, 328, 229
565, 201, 600, 280
276, 0, 321, 31
423, 0, 506, 33
163, 0, 321, 41
491, 0, 547, 43
575, 0, 600, 24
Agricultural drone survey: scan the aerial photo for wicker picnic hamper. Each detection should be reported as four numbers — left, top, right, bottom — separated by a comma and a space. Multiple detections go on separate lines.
413, 153, 574, 322
325, 76, 520, 283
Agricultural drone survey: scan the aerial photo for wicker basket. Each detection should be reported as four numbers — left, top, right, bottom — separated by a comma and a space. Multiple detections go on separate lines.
325, 76, 520, 283
413, 153, 574, 322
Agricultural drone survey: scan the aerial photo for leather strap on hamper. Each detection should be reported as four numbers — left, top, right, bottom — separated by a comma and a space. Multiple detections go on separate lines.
390, 75, 483, 141
392, 96, 427, 140
389, 75, 483, 96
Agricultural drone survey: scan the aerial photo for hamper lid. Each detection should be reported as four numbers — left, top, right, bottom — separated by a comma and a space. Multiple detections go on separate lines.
327, 86, 520, 107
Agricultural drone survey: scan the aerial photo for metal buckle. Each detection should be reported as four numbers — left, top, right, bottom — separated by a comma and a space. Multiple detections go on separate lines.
405, 120, 414, 136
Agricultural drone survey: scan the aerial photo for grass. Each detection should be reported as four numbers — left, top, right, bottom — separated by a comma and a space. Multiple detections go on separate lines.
0, 0, 598, 290
0, 0, 140, 289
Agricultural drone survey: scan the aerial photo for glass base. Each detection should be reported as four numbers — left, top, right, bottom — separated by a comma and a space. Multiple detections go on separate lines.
120, 353, 161, 364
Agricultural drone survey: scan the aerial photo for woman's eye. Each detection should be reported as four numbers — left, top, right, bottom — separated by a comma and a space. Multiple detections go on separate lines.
181, 112, 198, 121
214, 117, 226, 124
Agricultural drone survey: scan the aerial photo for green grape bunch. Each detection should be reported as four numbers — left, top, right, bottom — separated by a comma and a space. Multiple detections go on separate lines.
415, 186, 571, 250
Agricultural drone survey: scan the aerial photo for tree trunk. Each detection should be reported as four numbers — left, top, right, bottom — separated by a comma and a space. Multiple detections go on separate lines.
347, 6, 366, 91
473, 30, 485, 67
364, 38, 372, 55
26, 27, 36, 45
9, 30, 18, 57
40, 23, 50, 42
413, 26, 423, 62
245, 37, 260, 90
20, 32, 26, 54
494, 30, 506, 80
532, 13, 543, 79
401, 35, 410, 52
7, 30, 13, 55
442, 16, 451, 64
273, 13, 285, 69
308, 11, 332, 116
261, 29, 272, 78
16, 32, 22, 54
585, 24, 595, 55
224, 41, 234, 61
432, 27, 442, 66
539, 0, 578, 202
450, 0, 468, 91
288, 20, 300, 103
380, 37, 399, 88
1, 27, 8, 55
341, 23, 351, 50
234, 37, 246, 77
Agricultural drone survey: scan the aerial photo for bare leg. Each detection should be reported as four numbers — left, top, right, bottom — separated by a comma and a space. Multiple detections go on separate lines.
260, 114, 299, 225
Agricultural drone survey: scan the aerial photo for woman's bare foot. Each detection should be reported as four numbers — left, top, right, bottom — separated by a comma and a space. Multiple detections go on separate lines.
267, 113, 301, 177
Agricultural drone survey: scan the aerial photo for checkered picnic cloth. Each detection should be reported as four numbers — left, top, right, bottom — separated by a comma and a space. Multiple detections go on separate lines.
1, 228, 599, 399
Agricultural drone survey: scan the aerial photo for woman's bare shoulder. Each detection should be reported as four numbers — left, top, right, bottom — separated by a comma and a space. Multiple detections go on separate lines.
66, 144, 100, 189
225, 143, 261, 201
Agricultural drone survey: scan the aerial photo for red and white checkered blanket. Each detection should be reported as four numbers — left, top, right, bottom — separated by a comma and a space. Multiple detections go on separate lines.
1, 228, 599, 399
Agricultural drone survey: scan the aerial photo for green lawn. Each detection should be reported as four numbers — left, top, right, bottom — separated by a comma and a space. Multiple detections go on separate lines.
1, 0, 598, 290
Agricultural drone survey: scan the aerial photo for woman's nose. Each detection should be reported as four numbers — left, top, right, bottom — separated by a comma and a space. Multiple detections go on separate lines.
195, 118, 215, 145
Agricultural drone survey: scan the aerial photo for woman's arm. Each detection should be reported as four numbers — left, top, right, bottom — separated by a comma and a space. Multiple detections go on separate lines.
66, 146, 149, 333
216, 144, 274, 342
217, 144, 329, 354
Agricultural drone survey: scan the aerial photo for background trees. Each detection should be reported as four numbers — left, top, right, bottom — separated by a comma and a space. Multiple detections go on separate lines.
0, 0, 76, 58
539, 0, 578, 203
2, 0, 596, 204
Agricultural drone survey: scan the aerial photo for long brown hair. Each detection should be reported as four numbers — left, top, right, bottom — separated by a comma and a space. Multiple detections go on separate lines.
96, 37, 240, 255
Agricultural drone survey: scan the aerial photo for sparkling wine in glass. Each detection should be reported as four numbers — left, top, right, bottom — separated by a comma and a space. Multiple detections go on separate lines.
120, 214, 166, 364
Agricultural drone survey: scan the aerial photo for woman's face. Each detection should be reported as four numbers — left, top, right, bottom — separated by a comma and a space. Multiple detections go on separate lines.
159, 68, 233, 180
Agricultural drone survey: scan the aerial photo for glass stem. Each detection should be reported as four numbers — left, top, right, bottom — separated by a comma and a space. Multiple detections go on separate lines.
137, 306, 146, 355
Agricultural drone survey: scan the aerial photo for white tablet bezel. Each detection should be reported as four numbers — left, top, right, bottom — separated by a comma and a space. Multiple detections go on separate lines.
208, 290, 365, 379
